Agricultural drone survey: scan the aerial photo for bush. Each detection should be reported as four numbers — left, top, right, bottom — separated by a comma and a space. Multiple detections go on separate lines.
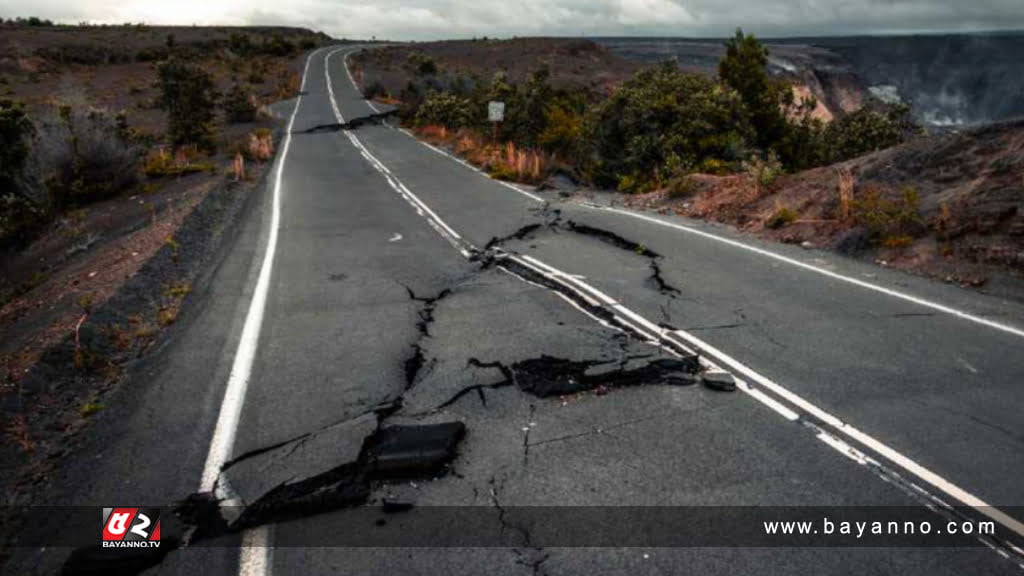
156, 59, 219, 149
142, 146, 215, 178
743, 151, 784, 189
224, 84, 258, 123
581, 61, 752, 191
822, 102, 917, 163
765, 207, 798, 229
136, 46, 169, 62
33, 105, 141, 209
260, 35, 297, 57
414, 91, 474, 129
407, 51, 438, 76
1, 100, 43, 246
37, 44, 134, 65
538, 99, 583, 157
229, 33, 253, 55
666, 175, 696, 199
0, 99, 30, 189
851, 185, 924, 243
365, 80, 388, 100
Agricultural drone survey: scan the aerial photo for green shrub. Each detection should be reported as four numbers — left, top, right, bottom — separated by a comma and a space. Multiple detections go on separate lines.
38, 105, 141, 210
666, 175, 696, 199
156, 59, 219, 149
136, 46, 169, 62
38, 44, 134, 65
852, 185, 923, 243
414, 91, 473, 129
822, 102, 917, 162
538, 99, 582, 156
0, 191, 44, 248
223, 84, 258, 123
0, 99, 30, 189
0, 100, 45, 247
718, 29, 790, 154
260, 35, 296, 57
502, 67, 553, 148
229, 33, 253, 55
407, 51, 438, 76
765, 207, 797, 229
364, 80, 388, 100
743, 151, 784, 188
581, 61, 752, 190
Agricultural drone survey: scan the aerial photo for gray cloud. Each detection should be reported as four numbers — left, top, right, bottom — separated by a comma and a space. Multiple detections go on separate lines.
2, 0, 1022, 39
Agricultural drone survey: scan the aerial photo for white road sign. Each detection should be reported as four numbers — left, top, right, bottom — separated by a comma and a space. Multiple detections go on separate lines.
488, 101, 505, 122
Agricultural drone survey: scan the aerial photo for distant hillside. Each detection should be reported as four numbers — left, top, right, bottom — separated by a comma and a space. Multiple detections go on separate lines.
0, 24, 332, 73
596, 33, 1024, 127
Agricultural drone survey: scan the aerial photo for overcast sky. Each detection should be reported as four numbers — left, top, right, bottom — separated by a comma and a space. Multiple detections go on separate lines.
3, 0, 1023, 39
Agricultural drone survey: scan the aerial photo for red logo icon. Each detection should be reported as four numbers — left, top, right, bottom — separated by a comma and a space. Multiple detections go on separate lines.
102, 508, 161, 548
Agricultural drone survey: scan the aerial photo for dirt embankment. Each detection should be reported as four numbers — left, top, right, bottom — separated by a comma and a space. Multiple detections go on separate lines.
624, 119, 1024, 291
0, 24, 331, 537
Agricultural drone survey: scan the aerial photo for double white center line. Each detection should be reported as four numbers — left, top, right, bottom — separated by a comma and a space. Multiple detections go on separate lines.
202, 45, 1024, 576
325, 46, 1024, 567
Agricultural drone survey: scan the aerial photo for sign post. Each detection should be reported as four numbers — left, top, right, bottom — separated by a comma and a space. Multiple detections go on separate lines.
488, 101, 505, 141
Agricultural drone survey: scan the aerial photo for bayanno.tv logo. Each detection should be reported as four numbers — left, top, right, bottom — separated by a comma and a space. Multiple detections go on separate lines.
101, 507, 161, 548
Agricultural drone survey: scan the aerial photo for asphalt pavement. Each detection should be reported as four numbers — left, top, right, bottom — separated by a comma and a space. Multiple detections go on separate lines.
18, 46, 1024, 576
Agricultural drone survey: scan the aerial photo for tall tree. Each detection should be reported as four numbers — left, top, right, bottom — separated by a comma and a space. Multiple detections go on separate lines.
718, 29, 789, 152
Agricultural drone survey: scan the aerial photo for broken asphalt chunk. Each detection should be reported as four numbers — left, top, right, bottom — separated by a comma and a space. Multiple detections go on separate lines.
512, 354, 701, 398
365, 421, 466, 479
220, 413, 378, 509
381, 499, 416, 514
702, 371, 737, 392
298, 110, 397, 133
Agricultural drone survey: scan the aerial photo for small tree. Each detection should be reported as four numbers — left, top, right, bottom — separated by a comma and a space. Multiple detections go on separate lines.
0, 99, 31, 189
155, 59, 218, 149
224, 84, 258, 123
0, 99, 42, 247
822, 102, 917, 162
505, 66, 553, 147
718, 29, 790, 154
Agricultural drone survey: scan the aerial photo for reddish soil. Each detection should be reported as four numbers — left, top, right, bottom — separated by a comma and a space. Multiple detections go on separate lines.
0, 25, 328, 509
0, 176, 210, 383
624, 119, 1024, 289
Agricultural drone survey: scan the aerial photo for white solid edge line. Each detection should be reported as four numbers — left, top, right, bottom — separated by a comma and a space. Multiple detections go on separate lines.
199, 47, 317, 494
525, 245, 1024, 541
663, 324, 1024, 538
339, 50, 546, 204
238, 525, 274, 576
598, 206, 1024, 339
327, 49, 467, 248
331, 44, 1024, 556
325, 47, 348, 124
343, 51, 381, 113
207, 46, 321, 576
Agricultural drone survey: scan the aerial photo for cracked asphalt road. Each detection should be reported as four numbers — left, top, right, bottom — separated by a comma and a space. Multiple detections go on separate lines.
19, 46, 1024, 576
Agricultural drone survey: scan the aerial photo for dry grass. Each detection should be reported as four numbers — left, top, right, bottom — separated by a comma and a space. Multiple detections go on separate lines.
247, 129, 274, 162
414, 125, 551, 184
275, 72, 301, 101
837, 166, 855, 223
232, 152, 245, 181
143, 145, 216, 178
